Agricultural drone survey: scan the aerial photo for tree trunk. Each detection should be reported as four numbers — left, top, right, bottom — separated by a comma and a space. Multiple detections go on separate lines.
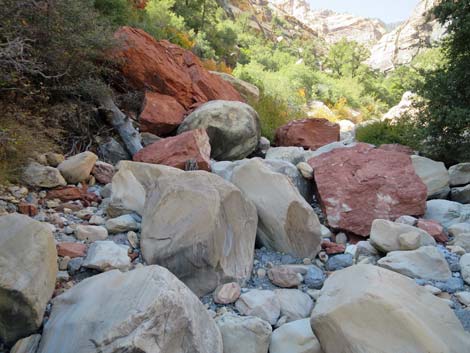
97, 95, 142, 156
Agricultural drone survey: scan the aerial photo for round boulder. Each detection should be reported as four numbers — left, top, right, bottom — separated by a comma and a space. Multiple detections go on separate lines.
177, 100, 261, 161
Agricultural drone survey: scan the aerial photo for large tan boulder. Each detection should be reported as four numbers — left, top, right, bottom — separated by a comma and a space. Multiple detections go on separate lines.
37, 266, 223, 353
231, 159, 322, 258
0, 214, 57, 344
311, 265, 470, 353
411, 155, 450, 199
108, 161, 183, 217
141, 171, 257, 296
369, 219, 435, 253
57, 151, 98, 184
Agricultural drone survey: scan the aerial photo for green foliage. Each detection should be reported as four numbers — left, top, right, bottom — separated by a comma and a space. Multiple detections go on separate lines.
412, 0, 470, 164
0, 0, 114, 96
250, 94, 303, 141
94, 0, 135, 26
325, 39, 369, 78
355, 120, 418, 148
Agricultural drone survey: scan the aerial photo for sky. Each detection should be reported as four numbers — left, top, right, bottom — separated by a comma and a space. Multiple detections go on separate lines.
309, 0, 420, 23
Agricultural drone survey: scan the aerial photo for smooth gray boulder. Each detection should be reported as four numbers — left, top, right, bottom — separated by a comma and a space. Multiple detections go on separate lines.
141, 171, 257, 296
377, 246, 451, 281
451, 184, 470, 204
424, 200, 470, 228
216, 314, 271, 353
82, 241, 131, 272
177, 100, 261, 161
0, 214, 57, 344
449, 163, 470, 186
231, 159, 322, 258
37, 266, 223, 353
411, 155, 450, 199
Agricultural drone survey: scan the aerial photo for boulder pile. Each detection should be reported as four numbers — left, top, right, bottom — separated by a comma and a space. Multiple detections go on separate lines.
1, 25, 469, 353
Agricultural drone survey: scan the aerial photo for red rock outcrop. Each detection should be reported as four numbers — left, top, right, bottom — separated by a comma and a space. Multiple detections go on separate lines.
275, 118, 340, 150
308, 143, 427, 237
139, 92, 186, 136
133, 129, 211, 171
112, 27, 243, 110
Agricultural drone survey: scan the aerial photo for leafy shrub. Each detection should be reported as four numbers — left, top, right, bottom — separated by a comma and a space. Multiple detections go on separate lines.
355, 119, 419, 149
251, 94, 304, 141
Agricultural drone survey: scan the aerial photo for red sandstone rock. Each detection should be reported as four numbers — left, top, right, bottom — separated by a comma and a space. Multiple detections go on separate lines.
308, 143, 427, 237
18, 202, 38, 217
91, 161, 115, 185
112, 27, 243, 109
321, 240, 346, 255
46, 186, 101, 205
133, 129, 211, 171
379, 144, 414, 155
275, 118, 340, 150
139, 92, 186, 135
57, 242, 87, 258
417, 219, 449, 243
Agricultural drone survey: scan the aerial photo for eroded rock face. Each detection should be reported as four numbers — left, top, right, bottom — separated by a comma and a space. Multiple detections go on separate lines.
133, 129, 211, 171
275, 118, 340, 151
141, 171, 257, 296
177, 100, 261, 161
0, 214, 57, 344
271, 1, 386, 46
37, 266, 223, 353
308, 143, 427, 237
367, 0, 445, 71
108, 161, 183, 217
139, 92, 186, 136
311, 265, 470, 353
231, 159, 322, 258
112, 27, 242, 109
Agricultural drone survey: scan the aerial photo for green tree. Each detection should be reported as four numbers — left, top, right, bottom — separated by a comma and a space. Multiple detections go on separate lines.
325, 39, 369, 78
413, 0, 470, 164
